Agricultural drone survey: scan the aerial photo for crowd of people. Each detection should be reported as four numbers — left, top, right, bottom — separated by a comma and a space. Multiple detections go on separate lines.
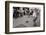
13, 7, 40, 19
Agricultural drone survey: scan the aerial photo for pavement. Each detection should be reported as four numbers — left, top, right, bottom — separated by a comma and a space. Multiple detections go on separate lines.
13, 15, 40, 28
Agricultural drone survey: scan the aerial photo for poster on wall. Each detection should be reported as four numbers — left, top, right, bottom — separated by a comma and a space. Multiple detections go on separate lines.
5, 1, 45, 34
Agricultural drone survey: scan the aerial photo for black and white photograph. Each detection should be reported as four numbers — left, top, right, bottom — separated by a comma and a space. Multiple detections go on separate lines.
5, 1, 45, 34
13, 7, 40, 28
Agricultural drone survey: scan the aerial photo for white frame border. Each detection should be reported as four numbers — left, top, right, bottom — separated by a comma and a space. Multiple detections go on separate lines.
9, 3, 44, 32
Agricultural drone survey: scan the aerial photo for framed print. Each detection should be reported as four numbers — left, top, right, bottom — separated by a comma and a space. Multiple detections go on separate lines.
5, 1, 45, 34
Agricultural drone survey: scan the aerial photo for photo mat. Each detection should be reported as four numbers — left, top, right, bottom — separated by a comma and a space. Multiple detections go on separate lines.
9, 3, 44, 32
